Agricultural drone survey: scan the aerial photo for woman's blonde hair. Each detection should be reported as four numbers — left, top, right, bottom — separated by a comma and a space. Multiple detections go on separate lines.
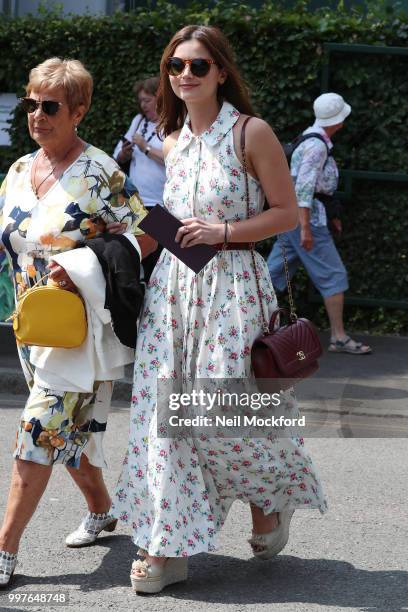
26, 58, 93, 113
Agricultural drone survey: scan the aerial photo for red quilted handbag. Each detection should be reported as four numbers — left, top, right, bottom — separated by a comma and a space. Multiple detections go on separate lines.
240, 117, 323, 390
251, 308, 322, 390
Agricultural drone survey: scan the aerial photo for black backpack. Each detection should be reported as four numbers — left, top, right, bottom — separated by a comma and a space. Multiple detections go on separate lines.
283, 132, 342, 226
283, 132, 332, 163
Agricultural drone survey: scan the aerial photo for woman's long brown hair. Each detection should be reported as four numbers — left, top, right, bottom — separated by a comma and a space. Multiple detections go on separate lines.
157, 25, 255, 137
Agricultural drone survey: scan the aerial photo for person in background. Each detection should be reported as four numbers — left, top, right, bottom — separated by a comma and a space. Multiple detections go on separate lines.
267, 93, 371, 355
113, 76, 165, 282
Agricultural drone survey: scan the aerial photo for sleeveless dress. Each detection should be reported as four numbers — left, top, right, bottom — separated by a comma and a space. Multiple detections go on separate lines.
112, 102, 327, 556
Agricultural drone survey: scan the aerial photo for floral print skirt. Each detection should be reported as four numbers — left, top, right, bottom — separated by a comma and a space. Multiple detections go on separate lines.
14, 345, 112, 469
112, 250, 328, 557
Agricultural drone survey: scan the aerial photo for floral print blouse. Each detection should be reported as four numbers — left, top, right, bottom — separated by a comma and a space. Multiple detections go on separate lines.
291, 124, 339, 227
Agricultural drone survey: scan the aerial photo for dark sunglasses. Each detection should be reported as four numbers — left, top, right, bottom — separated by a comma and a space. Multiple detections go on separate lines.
19, 97, 62, 116
166, 57, 218, 78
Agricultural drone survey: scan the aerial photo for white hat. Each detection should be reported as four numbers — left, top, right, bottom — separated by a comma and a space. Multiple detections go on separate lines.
313, 93, 351, 127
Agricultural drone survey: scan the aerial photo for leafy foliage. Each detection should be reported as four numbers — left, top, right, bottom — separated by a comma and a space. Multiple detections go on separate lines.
0, 1, 407, 332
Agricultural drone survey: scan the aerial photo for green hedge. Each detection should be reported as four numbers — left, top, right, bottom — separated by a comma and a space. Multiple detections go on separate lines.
1, 1, 407, 332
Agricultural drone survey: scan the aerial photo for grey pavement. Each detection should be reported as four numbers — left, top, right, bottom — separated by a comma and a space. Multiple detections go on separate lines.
0, 324, 407, 612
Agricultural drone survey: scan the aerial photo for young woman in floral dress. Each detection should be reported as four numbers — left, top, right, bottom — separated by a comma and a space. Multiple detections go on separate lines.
112, 25, 328, 594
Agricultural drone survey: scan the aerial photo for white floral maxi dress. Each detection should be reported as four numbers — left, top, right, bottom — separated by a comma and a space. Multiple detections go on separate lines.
112, 102, 328, 556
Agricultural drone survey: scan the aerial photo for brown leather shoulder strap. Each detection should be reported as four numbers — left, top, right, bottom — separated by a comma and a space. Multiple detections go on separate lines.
239, 115, 269, 332
240, 116, 252, 152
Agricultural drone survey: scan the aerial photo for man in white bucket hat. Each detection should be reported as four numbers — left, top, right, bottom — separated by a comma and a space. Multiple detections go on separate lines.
268, 93, 371, 354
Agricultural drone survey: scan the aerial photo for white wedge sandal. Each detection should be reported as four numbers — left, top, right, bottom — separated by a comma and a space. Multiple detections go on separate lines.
130, 551, 188, 594
248, 509, 295, 560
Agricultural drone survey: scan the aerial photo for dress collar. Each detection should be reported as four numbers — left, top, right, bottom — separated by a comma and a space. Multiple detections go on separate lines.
177, 101, 240, 151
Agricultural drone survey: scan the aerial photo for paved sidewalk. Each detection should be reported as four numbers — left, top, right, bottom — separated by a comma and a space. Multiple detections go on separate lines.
0, 325, 407, 611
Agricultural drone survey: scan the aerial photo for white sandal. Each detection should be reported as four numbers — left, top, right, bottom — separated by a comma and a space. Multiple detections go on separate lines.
248, 509, 294, 560
130, 553, 188, 594
0, 551, 18, 589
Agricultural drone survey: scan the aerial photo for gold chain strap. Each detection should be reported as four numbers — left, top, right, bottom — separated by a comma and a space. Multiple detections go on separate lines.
279, 240, 297, 322
240, 117, 297, 334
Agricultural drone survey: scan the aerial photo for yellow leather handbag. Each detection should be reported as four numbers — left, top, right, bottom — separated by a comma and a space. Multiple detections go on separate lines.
8, 276, 87, 348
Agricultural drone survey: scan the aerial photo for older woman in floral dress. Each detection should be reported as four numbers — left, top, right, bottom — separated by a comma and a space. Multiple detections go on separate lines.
0, 57, 154, 587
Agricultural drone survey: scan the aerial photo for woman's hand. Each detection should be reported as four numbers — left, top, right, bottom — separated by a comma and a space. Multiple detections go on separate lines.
117, 141, 133, 163
175, 218, 224, 248
132, 134, 147, 152
47, 261, 77, 292
299, 208, 313, 250
300, 225, 314, 251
